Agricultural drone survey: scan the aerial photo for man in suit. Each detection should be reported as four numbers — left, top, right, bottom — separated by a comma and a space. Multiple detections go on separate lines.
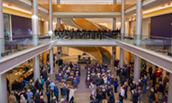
61, 84, 68, 100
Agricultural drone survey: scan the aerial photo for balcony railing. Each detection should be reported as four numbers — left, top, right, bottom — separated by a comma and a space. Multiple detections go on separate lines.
0, 32, 171, 60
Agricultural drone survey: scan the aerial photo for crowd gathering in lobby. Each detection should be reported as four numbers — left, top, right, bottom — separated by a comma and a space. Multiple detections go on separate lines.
7, 55, 169, 103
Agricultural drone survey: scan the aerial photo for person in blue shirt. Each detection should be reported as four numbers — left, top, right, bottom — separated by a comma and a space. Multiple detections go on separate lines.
26, 89, 33, 101
114, 78, 119, 93
50, 81, 55, 93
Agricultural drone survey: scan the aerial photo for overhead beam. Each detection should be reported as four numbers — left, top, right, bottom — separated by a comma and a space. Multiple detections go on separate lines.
116, 41, 172, 73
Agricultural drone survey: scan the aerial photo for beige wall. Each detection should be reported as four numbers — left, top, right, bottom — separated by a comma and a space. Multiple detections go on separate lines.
69, 48, 84, 56
62, 47, 69, 55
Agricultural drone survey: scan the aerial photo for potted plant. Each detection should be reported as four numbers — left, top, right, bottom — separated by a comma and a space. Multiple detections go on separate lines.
78, 55, 81, 60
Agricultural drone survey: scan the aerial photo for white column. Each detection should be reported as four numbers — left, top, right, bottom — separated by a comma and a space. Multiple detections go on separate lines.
112, 46, 116, 65
32, 0, 39, 46
113, 0, 117, 4
134, 56, 141, 82
32, 0, 40, 82
0, 0, 5, 57
49, 0, 53, 37
135, 0, 143, 46
120, 48, 124, 68
121, 0, 125, 39
134, 0, 143, 82
58, 47, 61, 59
0, 73, 8, 103
50, 48, 54, 74
168, 73, 172, 103
57, 0, 60, 4
9, 14, 13, 41
112, 18, 116, 30
57, 18, 61, 29
34, 55, 40, 82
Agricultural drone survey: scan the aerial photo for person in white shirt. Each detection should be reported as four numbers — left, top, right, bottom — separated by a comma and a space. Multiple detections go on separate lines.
119, 86, 125, 103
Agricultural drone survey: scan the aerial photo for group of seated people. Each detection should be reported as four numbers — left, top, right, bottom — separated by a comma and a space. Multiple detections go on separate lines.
55, 62, 81, 89
54, 28, 120, 39
85, 63, 119, 103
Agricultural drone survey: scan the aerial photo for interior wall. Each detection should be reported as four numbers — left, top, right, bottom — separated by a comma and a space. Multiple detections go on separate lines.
125, 21, 129, 36
68, 48, 84, 56
44, 21, 49, 34
142, 18, 151, 36
61, 47, 69, 55
151, 13, 172, 37
11, 15, 32, 36
130, 18, 150, 37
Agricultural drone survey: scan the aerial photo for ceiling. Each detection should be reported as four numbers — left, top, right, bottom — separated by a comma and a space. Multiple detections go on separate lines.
37, 0, 137, 9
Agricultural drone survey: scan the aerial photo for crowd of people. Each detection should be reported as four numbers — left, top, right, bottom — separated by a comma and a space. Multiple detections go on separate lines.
86, 62, 169, 103
54, 28, 120, 39
7, 57, 170, 103
8, 62, 80, 103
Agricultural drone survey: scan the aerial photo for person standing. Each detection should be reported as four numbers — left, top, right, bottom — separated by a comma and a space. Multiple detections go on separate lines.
123, 82, 128, 99
8, 91, 17, 103
114, 78, 119, 93
69, 86, 77, 103
109, 90, 115, 103
119, 87, 125, 103
26, 89, 33, 102
132, 89, 138, 103
143, 75, 147, 94
50, 81, 56, 95
54, 83, 59, 101
46, 85, 51, 103
20, 95, 27, 103
46, 78, 51, 89
51, 96, 57, 103
61, 84, 68, 100
148, 88, 155, 103
158, 81, 164, 100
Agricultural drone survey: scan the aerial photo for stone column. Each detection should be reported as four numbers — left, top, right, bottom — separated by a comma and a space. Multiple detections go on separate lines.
34, 55, 40, 82
0, 0, 5, 57
0, 73, 8, 103
57, 0, 60, 4
121, 0, 125, 39
58, 47, 61, 59
32, 0, 40, 82
134, 56, 141, 82
49, 0, 53, 37
168, 73, 172, 103
57, 18, 61, 29
50, 48, 54, 74
112, 18, 116, 30
32, 0, 39, 46
120, 48, 124, 68
134, 0, 143, 82
112, 46, 116, 65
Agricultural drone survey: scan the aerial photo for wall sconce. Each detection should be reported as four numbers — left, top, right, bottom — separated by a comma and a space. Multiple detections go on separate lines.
112, 10, 114, 12
99, 10, 101, 12
86, 10, 88, 12
73, 9, 75, 12
60, 10, 61, 12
